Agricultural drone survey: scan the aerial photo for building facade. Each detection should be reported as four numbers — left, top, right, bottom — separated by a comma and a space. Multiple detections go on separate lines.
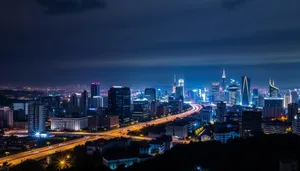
240, 111, 262, 137
144, 88, 156, 102
108, 86, 131, 124
241, 76, 251, 106
28, 104, 46, 135
288, 103, 298, 122
51, 117, 88, 131
0, 107, 13, 129
263, 98, 284, 119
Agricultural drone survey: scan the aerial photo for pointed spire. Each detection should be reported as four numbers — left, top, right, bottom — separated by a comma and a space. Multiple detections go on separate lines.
273, 79, 275, 86
269, 77, 271, 85
222, 68, 226, 79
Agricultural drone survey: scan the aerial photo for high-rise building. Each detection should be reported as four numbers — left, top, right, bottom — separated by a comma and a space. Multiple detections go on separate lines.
252, 88, 259, 106
175, 86, 184, 102
291, 91, 299, 104
241, 76, 251, 106
91, 96, 103, 108
292, 114, 300, 136
240, 111, 262, 137
91, 82, 100, 98
70, 93, 78, 107
178, 79, 184, 99
221, 68, 226, 91
288, 103, 298, 122
211, 82, 220, 103
108, 86, 131, 124
200, 106, 213, 123
172, 75, 177, 94
269, 79, 279, 98
258, 94, 265, 107
132, 98, 149, 121
216, 101, 226, 122
284, 92, 292, 108
144, 88, 156, 102
0, 107, 13, 129
80, 90, 88, 116
228, 84, 239, 105
263, 98, 284, 119
28, 103, 46, 135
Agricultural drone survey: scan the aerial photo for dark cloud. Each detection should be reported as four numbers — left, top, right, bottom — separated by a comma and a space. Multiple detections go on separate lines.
0, 0, 300, 87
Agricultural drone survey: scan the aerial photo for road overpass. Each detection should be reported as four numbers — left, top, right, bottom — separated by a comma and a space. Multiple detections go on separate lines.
0, 104, 201, 166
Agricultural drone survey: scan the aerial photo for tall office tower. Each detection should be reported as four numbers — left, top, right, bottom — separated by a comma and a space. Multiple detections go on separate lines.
211, 82, 220, 103
258, 94, 265, 107
28, 103, 46, 135
228, 84, 239, 105
288, 103, 298, 122
91, 82, 100, 98
241, 76, 251, 106
291, 91, 299, 104
284, 92, 292, 108
157, 89, 162, 100
240, 111, 262, 137
252, 87, 259, 106
70, 93, 78, 107
175, 86, 184, 102
172, 75, 177, 94
132, 98, 149, 121
221, 68, 226, 90
216, 101, 226, 122
80, 90, 88, 116
0, 107, 13, 128
263, 98, 284, 119
108, 86, 131, 124
269, 78, 279, 98
144, 88, 156, 102
178, 79, 184, 99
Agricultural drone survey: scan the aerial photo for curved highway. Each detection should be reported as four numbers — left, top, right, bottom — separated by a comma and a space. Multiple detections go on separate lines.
0, 104, 201, 166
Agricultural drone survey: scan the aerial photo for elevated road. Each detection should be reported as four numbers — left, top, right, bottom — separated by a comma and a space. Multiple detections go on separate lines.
0, 104, 201, 166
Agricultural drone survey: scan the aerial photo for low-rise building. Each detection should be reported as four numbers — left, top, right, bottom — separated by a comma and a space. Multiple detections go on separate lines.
166, 123, 188, 139
51, 117, 88, 131
101, 115, 119, 128
262, 121, 290, 134
214, 131, 240, 144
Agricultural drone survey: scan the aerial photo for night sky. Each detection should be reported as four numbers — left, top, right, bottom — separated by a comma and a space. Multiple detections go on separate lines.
1, 0, 300, 88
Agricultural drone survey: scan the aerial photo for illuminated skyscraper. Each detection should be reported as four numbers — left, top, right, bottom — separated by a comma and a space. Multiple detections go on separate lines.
216, 101, 226, 122
70, 93, 78, 107
80, 90, 88, 116
221, 68, 226, 90
228, 84, 239, 105
241, 76, 251, 106
108, 86, 131, 124
172, 75, 177, 94
28, 103, 46, 135
175, 86, 184, 102
252, 88, 259, 106
291, 91, 299, 104
91, 82, 100, 98
284, 92, 291, 108
269, 78, 279, 98
144, 88, 156, 102
211, 82, 220, 103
